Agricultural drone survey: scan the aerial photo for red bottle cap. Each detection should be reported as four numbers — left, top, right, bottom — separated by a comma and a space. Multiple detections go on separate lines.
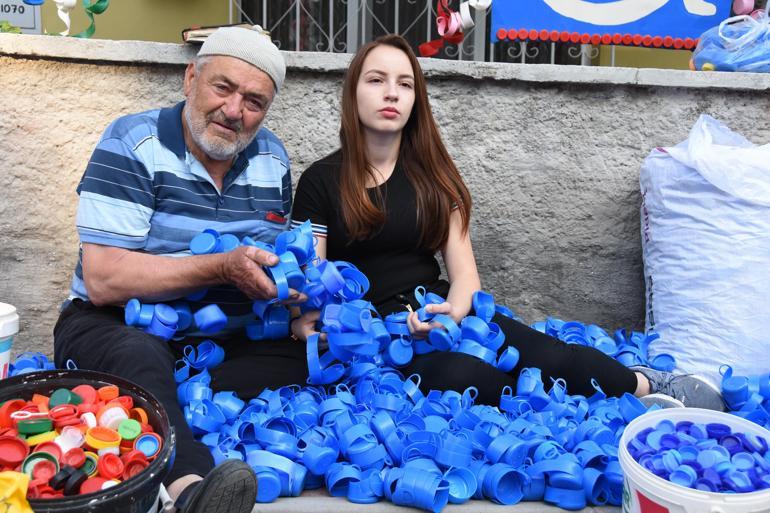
31, 459, 58, 482
71, 385, 98, 405
0, 435, 30, 467
115, 395, 134, 410
80, 476, 109, 495
122, 459, 148, 480
62, 447, 86, 468
0, 399, 26, 429
120, 449, 148, 466
33, 442, 63, 462
49, 404, 78, 420
97, 453, 124, 480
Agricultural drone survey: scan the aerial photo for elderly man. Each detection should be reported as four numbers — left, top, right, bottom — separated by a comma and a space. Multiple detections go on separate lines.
54, 27, 307, 512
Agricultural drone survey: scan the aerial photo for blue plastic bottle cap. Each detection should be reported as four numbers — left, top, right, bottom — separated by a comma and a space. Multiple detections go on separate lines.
386, 339, 413, 367
303, 445, 337, 475
146, 315, 177, 341
190, 232, 218, 255
669, 465, 697, 488
444, 467, 477, 504
194, 304, 228, 334
255, 467, 282, 503
154, 304, 179, 326
219, 234, 240, 253
23, 0, 46, 4
124, 298, 142, 326
135, 434, 160, 458
650, 353, 676, 372
173, 303, 193, 331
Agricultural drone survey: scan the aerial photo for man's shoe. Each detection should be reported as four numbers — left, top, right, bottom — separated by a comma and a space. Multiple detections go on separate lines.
175, 460, 256, 513
632, 366, 726, 411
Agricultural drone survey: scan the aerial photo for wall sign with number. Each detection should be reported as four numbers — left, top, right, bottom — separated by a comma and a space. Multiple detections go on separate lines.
0, 0, 42, 34
491, 0, 732, 49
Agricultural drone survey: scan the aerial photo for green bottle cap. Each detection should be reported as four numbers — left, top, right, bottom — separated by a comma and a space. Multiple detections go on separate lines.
118, 418, 142, 441
17, 418, 53, 435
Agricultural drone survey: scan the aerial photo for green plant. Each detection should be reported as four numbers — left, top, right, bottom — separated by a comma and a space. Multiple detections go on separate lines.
0, 21, 21, 34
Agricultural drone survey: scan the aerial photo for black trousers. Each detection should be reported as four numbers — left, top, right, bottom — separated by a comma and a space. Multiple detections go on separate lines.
387, 281, 640, 406
53, 299, 308, 485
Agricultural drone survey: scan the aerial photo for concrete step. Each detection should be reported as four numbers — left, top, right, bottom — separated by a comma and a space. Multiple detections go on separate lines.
252, 490, 621, 513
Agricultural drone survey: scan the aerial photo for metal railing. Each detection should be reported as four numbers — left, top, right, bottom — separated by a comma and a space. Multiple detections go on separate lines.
233, 0, 586, 65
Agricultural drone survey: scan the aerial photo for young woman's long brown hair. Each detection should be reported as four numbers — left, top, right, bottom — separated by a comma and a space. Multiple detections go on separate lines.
339, 34, 472, 252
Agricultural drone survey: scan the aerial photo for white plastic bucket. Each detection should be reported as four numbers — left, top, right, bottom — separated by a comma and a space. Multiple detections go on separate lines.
619, 408, 770, 513
0, 302, 19, 379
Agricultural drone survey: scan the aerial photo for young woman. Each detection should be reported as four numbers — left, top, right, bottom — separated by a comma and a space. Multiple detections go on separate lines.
290, 34, 723, 410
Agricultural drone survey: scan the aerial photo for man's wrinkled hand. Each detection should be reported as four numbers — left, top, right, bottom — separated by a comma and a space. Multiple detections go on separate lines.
221, 246, 279, 300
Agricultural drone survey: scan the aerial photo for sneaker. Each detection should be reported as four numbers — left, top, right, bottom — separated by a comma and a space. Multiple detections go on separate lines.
639, 393, 685, 409
175, 460, 257, 513
631, 366, 726, 411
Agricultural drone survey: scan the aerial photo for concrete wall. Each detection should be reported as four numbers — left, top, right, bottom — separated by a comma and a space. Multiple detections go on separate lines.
2, 34, 770, 357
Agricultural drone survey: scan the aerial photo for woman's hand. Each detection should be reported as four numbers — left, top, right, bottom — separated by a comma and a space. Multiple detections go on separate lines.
290, 310, 321, 343
407, 302, 453, 339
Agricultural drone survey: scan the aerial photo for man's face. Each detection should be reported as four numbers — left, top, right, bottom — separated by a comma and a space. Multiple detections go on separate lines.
183, 55, 276, 161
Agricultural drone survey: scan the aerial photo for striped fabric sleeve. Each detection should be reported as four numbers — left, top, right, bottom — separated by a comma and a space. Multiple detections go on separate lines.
75, 137, 155, 249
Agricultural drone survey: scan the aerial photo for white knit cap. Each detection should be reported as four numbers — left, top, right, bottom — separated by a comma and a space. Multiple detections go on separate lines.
198, 26, 286, 92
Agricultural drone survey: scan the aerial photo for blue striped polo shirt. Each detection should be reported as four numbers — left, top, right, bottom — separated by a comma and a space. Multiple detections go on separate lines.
68, 101, 292, 330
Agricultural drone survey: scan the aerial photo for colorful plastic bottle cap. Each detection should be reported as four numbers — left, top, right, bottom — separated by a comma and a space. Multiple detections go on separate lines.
153, 304, 179, 327
82, 452, 99, 477
219, 233, 240, 252
31, 458, 58, 482
302, 445, 337, 475
173, 302, 193, 331
190, 231, 219, 255
17, 418, 53, 435
32, 440, 63, 462
70, 384, 98, 405
650, 354, 676, 372
254, 466, 282, 503
125, 299, 153, 328
670, 464, 697, 488
21, 451, 58, 477
123, 458, 149, 479
134, 432, 162, 459
64, 468, 89, 496
444, 467, 477, 504
86, 427, 121, 450
61, 447, 86, 469
97, 385, 120, 402
0, 435, 30, 467
497, 346, 519, 372
49, 465, 77, 490
98, 404, 129, 430
80, 476, 109, 495
118, 419, 142, 441
194, 304, 228, 334
80, 412, 97, 428
147, 315, 176, 340
97, 453, 125, 480
49, 388, 83, 407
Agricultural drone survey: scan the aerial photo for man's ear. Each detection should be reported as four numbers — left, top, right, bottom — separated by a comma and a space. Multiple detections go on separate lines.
183, 62, 196, 97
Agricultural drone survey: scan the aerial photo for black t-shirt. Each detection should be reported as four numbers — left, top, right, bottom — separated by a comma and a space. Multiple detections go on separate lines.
292, 150, 441, 305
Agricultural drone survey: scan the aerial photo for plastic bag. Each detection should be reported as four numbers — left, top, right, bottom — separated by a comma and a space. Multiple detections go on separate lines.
0, 472, 33, 513
641, 115, 770, 388
692, 7, 770, 72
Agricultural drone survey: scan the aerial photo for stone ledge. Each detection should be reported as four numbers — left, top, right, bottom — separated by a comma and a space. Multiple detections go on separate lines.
2, 33, 769, 91
251, 492, 621, 513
